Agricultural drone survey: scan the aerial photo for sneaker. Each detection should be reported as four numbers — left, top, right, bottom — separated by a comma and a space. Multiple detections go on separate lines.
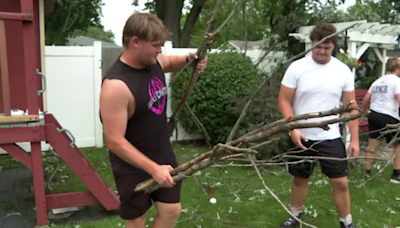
340, 222, 356, 228
278, 214, 301, 228
390, 174, 400, 184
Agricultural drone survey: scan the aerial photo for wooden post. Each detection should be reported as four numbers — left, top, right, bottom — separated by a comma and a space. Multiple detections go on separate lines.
31, 142, 48, 226
21, 0, 39, 116
0, 19, 11, 116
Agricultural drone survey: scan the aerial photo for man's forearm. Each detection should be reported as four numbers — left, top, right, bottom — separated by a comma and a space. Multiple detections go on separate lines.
168, 55, 188, 72
107, 138, 158, 175
361, 101, 369, 111
347, 109, 359, 142
278, 100, 294, 119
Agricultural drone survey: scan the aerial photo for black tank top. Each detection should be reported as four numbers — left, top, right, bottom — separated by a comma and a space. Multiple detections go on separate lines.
102, 57, 177, 174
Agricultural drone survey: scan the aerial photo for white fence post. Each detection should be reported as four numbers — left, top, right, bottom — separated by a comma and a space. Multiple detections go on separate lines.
163, 40, 173, 121
93, 41, 103, 148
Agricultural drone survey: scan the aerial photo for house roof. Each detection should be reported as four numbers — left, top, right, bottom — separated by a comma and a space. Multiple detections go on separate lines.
228, 40, 267, 50
66, 36, 120, 47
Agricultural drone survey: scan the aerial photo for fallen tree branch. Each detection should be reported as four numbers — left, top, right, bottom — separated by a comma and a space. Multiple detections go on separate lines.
185, 103, 212, 148
243, 103, 358, 138
247, 155, 319, 228
135, 106, 363, 193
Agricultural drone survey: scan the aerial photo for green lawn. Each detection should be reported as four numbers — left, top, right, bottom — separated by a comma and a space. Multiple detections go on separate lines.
1, 143, 400, 228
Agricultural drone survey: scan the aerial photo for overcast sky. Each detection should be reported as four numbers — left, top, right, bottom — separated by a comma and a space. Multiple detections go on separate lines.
100, 0, 357, 46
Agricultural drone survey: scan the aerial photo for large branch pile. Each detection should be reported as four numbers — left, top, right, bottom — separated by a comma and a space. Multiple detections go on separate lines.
136, 105, 364, 194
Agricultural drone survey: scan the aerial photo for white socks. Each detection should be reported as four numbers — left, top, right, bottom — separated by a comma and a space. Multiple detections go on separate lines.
291, 206, 302, 217
340, 214, 353, 226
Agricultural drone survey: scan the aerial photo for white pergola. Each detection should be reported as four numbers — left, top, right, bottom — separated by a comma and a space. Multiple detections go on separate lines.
289, 20, 400, 75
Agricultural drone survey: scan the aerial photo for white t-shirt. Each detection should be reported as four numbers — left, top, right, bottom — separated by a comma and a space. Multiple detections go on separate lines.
281, 55, 355, 141
368, 74, 400, 120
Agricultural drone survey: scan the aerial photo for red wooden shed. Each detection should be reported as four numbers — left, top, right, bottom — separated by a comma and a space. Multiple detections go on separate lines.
0, 0, 120, 226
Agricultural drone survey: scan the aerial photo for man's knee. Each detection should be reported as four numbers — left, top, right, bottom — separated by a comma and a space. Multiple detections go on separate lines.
156, 202, 181, 219
293, 176, 309, 187
330, 177, 349, 191
126, 213, 147, 227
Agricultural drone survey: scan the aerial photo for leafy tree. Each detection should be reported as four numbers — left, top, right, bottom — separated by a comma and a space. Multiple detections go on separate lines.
45, 0, 104, 45
188, 0, 320, 49
133, 0, 207, 48
347, 0, 400, 24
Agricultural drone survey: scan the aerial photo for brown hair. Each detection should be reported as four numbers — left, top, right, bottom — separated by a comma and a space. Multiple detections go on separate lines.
386, 58, 400, 72
122, 12, 169, 48
309, 22, 337, 45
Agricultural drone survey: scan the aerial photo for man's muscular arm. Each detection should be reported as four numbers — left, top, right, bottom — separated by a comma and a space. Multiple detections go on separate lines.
157, 53, 207, 73
342, 90, 360, 157
100, 79, 175, 187
278, 85, 307, 149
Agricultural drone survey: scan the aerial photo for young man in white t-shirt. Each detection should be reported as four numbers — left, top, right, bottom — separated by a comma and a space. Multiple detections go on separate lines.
277, 22, 360, 228
361, 58, 400, 183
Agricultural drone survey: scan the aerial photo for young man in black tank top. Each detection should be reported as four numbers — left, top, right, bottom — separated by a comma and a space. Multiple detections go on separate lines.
100, 12, 208, 228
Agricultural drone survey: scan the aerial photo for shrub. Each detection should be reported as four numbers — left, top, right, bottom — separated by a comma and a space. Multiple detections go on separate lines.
171, 51, 264, 144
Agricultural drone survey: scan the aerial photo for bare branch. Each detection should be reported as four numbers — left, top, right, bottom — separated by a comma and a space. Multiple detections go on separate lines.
168, 0, 224, 135
253, 41, 282, 69
185, 103, 212, 148
247, 155, 319, 228
286, 23, 362, 63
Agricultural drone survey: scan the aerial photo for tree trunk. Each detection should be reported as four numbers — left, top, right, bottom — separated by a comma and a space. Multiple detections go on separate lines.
155, 0, 206, 48
156, 0, 184, 47
180, 0, 207, 47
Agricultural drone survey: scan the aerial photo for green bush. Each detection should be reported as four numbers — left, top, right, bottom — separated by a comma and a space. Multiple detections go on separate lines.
171, 51, 264, 144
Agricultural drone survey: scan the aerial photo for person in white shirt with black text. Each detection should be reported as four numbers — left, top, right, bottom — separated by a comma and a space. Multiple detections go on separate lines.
277, 22, 360, 228
361, 58, 400, 183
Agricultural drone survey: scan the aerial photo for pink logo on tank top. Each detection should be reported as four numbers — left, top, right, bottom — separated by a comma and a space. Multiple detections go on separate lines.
148, 76, 167, 115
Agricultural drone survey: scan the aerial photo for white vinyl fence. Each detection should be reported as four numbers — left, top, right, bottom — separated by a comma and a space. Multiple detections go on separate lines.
43, 42, 103, 149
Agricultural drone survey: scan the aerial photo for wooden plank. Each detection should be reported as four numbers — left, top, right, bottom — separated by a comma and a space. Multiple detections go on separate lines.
46, 192, 101, 209
31, 141, 48, 227
45, 123, 120, 210
0, 12, 33, 21
21, 0, 38, 116
0, 126, 45, 144
0, 115, 38, 123
0, 20, 11, 116
39, 0, 47, 112
0, 144, 32, 170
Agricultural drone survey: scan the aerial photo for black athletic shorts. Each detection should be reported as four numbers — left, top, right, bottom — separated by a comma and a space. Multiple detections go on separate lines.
287, 138, 348, 179
368, 110, 400, 143
113, 170, 182, 220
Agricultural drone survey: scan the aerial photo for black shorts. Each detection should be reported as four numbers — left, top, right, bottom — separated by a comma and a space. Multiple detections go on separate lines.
113, 170, 182, 220
368, 110, 400, 143
287, 138, 348, 179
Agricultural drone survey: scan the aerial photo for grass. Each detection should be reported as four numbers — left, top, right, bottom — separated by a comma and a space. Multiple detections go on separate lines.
1, 143, 400, 228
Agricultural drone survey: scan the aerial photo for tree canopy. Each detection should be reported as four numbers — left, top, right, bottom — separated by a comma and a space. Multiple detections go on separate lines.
44, 0, 108, 45
132, 0, 400, 49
